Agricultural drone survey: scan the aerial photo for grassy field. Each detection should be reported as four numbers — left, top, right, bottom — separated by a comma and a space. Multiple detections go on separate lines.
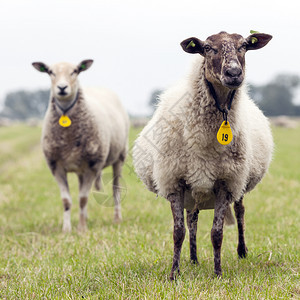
0, 124, 299, 299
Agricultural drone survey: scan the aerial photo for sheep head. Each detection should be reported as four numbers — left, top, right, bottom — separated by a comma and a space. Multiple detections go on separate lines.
181, 32, 272, 89
32, 60, 93, 101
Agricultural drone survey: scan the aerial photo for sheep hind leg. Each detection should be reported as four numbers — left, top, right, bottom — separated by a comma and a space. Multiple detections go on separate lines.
112, 160, 123, 223
168, 192, 185, 280
234, 196, 248, 258
211, 181, 232, 277
187, 208, 199, 264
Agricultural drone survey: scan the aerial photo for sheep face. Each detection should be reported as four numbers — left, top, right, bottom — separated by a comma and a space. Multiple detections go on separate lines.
181, 32, 272, 89
32, 60, 93, 101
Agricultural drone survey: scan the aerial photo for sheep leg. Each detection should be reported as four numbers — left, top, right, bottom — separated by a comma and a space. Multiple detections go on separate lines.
187, 208, 199, 264
94, 171, 102, 191
113, 161, 123, 223
211, 182, 232, 277
169, 192, 185, 280
234, 197, 248, 258
53, 166, 72, 233
78, 172, 95, 232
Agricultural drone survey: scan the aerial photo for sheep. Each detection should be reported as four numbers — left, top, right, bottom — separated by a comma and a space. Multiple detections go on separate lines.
133, 31, 273, 279
32, 60, 129, 232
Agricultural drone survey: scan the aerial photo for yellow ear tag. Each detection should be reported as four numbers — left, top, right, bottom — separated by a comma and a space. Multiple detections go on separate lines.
59, 115, 72, 127
217, 121, 233, 145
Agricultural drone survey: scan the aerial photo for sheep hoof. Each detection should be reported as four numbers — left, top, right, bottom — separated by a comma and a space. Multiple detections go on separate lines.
237, 245, 248, 258
214, 270, 222, 278
169, 270, 180, 281
114, 215, 122, 224
169, 268, 180, 281
78, 224, 87, 233
191, 258, 198, 265
62, 224, 72, 233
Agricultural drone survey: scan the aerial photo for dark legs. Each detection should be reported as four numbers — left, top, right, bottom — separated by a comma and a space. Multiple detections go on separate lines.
187, 209, 199, 264
168, 183, 247, 279
211, 181, 232, 276
168, 193, 185, 280
234, 196, 248, 258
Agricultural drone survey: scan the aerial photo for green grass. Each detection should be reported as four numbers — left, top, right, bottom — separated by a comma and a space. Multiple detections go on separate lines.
0, 124, 299, 299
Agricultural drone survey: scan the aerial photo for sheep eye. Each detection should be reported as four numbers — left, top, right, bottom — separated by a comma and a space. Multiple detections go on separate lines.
71, 69, 78, 76
238, 43, 247, 52
204, 45, 211, 52
49, 70, 56, 77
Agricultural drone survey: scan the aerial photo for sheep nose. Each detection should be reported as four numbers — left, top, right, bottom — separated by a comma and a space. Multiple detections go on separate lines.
225, 67, 242, 78
57, 85, 68, 92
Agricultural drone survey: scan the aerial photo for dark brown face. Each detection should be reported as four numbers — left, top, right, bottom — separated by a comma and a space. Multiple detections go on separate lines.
204, 32, 246, 88
181, 31, 272, 89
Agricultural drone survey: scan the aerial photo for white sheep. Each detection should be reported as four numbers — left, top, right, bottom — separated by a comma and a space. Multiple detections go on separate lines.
32, 60, 129, 232
133, 32, 273, 279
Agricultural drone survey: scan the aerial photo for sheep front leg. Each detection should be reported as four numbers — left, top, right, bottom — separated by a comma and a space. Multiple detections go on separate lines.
234, 196, 248, 258
211, 182, 232, 276
78, 172, 95, 232
187, 209, 199, 264
168, 192, 185, 280
53, 167, 72, 233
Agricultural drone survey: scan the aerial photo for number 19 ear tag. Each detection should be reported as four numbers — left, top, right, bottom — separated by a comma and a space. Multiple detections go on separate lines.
59, 115, 72, 127
217, 121, 233, 145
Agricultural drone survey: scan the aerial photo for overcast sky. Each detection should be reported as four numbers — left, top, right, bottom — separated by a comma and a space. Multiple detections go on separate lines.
1, 0, 299, 115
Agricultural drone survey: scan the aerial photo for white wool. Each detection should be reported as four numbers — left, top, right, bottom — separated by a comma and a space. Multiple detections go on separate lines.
133, 56, 273, 209
42, 86, 129, 170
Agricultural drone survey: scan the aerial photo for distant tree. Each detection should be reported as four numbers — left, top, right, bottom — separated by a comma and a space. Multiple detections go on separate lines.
149, 89, 163, 113
0, 89, 50, 120
248, 74, 300, 116
272, 74, 300, 89
248, 84, 263, 103
259, 83, 295, 116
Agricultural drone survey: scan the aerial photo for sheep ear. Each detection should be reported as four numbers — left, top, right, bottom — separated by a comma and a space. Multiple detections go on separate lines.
246, 33, 272, 50
181, 37, 205, 55
77, 59, 93, 73
32, 62, 49, 73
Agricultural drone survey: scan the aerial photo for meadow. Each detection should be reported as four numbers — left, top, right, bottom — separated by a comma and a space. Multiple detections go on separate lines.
0, 124, 299, 299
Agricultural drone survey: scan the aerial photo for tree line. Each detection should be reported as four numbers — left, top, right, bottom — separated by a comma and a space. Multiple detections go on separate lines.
0, 89, 50, 120
0, 73, 300, 120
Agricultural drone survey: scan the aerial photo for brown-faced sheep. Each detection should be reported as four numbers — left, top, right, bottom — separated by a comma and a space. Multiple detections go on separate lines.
133, 32, 273, 279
